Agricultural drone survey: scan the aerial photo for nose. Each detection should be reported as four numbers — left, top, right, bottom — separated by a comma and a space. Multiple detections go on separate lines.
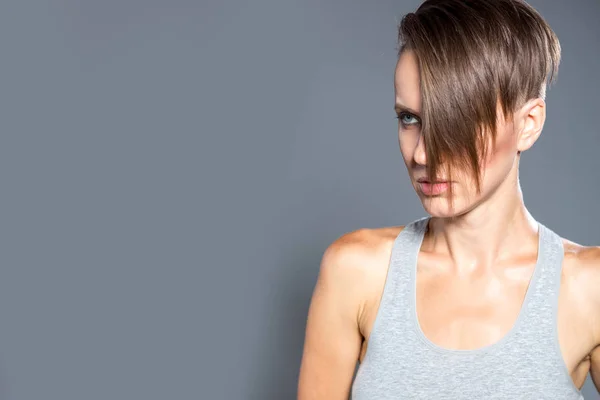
413, 132, 427, 166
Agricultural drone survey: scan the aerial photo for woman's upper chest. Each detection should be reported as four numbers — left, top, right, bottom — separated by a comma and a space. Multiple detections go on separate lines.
358, 241, 596, 383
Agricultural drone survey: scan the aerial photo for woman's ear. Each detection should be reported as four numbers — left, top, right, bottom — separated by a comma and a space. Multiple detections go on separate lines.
517, 98, 546, 152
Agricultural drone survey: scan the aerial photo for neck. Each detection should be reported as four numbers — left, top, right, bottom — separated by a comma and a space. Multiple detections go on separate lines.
425, 175, 540, 275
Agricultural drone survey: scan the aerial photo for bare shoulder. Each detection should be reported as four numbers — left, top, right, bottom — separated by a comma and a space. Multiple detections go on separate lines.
321, 225, 405, 328
324, 225, 405, 266
321, 225, 405, 285
561, 238, 600, 300
561, 238, 600, 331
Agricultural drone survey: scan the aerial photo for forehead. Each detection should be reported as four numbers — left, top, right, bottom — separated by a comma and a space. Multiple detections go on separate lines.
394, 50, 421, 111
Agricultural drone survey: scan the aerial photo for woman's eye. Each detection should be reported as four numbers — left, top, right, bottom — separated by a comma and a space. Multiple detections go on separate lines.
396, 112, 420, 126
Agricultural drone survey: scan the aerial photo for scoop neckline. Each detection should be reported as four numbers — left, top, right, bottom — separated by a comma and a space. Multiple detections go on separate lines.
409, 216, 545, 355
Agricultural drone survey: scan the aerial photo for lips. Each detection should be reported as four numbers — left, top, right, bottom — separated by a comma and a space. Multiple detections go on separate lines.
416, 179, 450, 196
417, 178, 448, 184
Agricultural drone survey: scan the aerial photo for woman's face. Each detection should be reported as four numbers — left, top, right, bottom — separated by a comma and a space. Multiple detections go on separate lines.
393, 50, 542, 218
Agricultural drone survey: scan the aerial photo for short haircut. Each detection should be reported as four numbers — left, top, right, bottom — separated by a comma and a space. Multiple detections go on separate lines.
397, 0, 561, 202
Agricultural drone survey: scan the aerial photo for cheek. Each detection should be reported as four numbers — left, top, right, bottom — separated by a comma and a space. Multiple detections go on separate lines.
478, 134, 517, 185
485, 132, 515, 167
398, 132, 415, 163
398, 129, 419, 159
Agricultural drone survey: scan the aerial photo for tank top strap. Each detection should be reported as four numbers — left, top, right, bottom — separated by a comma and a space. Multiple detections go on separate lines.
390, 216, 429, 267
385, 216, 430, 288
368, 216, 429, 343
515, 221, 565, 339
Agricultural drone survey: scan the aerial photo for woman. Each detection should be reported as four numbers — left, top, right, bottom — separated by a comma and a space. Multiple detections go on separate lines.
297, 0, 599, 399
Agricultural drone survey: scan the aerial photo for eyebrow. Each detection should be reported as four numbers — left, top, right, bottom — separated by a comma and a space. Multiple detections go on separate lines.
394, 103, 421, 116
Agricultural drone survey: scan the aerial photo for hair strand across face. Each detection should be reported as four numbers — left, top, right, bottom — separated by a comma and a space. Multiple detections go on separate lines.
397, 0, 560, 210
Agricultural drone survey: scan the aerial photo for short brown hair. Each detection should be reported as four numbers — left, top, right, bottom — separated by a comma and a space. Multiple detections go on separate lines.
397, 0, 560, 203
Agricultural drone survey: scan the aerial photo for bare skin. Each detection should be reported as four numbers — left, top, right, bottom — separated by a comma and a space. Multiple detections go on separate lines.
297, 50, 600, 399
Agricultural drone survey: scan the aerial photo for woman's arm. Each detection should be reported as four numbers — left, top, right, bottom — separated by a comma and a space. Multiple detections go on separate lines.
297, 233, 367, 400
584, 246, 600, 393
590, 346, 600, 393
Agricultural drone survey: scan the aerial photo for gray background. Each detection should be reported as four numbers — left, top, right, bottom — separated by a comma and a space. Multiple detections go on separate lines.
0, 0, 598, 399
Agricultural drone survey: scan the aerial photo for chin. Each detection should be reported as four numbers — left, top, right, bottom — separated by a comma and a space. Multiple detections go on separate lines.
418, 195, 470, 219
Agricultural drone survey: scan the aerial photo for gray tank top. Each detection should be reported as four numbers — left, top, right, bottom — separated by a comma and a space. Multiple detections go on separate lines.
351, 216, 584, 399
